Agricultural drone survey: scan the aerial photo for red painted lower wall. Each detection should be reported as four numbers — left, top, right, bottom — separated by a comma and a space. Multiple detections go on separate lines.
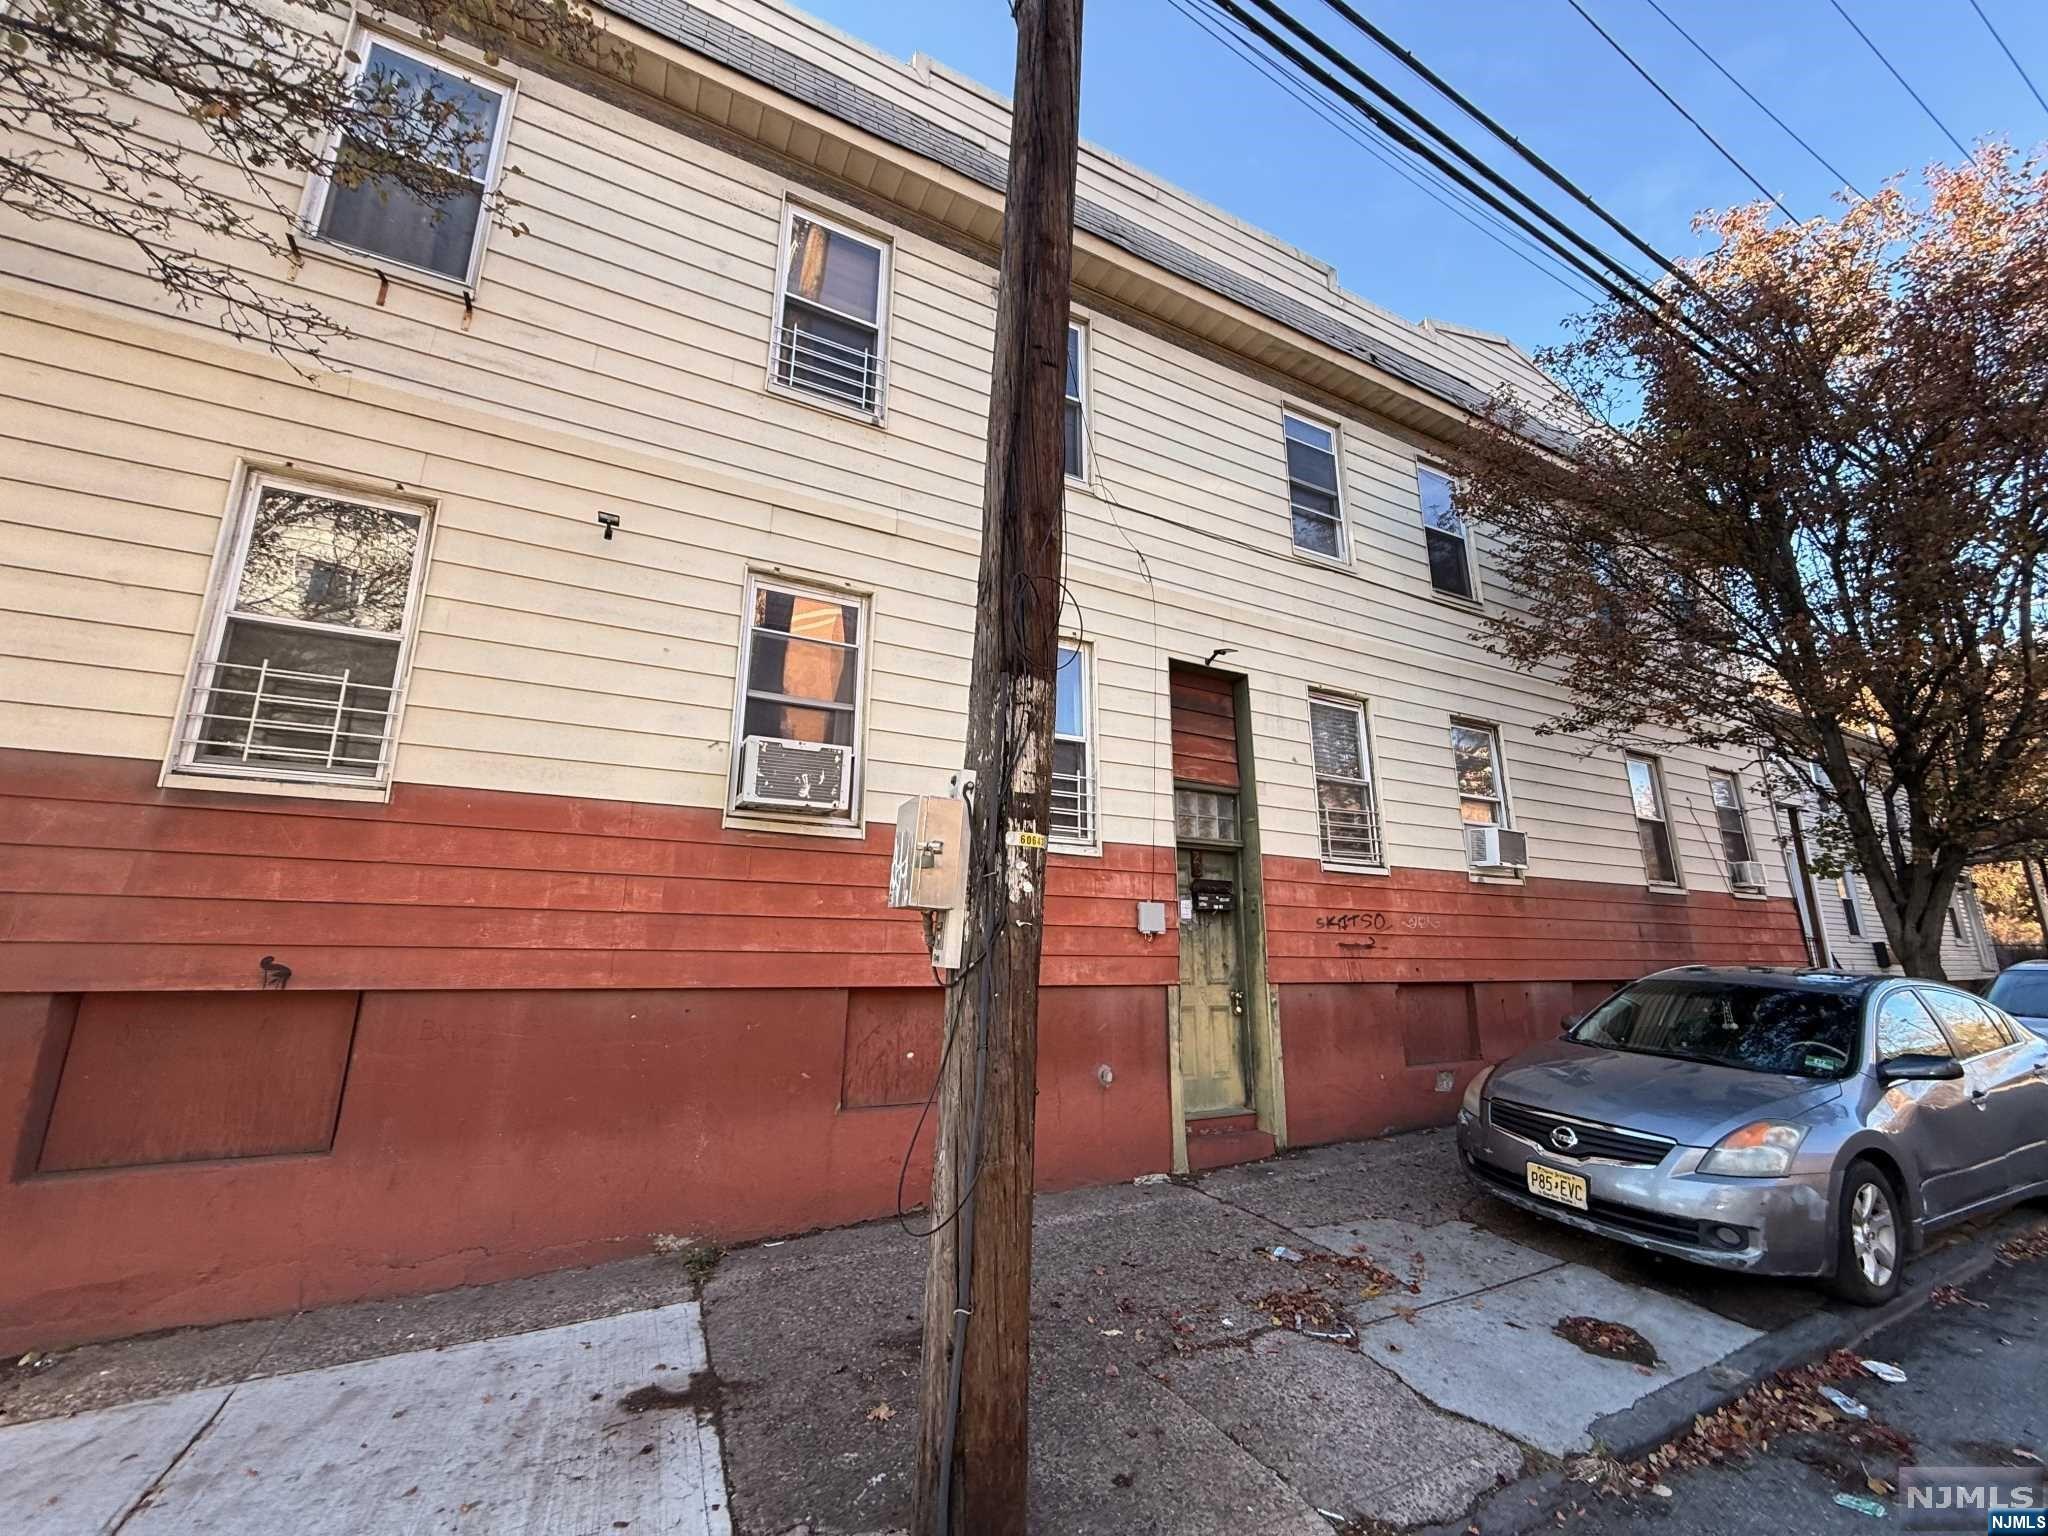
0, 748, 1806, 1351
0, 983, 1171, 1353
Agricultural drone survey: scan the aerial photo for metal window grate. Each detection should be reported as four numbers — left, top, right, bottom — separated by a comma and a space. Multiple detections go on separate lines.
184, 659, 397, 777
774, 321, 884, 414
1051, 764, 1095, 846
1316, 793, 1383, 867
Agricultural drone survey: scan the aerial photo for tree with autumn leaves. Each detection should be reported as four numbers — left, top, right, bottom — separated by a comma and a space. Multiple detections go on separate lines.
1453, 147, 2048, 979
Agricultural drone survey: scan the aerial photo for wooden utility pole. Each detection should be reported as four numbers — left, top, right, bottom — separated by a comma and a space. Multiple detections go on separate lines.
910, 2, 1083, 1533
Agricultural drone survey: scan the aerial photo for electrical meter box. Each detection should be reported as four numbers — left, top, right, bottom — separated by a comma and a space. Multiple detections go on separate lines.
888, 794, 969, 912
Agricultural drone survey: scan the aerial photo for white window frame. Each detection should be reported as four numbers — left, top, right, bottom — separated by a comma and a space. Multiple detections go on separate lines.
1625, 752, 1683, 888
726, 570, 871, 833
767, 201, 893, 422
1050, 638, 1098, 853
1282, 408, 1349, 565
169, 469, 433, 793
1417, 464, 1481, 604
1309, 692, 1386, 872
296, 26, 515, 291
1449, 717, 1512, 830
1064, 320, 1091, 486
1707, 768, 1759, 876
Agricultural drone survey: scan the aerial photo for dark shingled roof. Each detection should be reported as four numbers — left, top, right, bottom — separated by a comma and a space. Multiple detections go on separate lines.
607, 0, 1569, 445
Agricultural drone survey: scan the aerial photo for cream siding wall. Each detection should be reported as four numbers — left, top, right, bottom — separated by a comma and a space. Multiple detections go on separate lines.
0, 0, 1786, 906
1767, 794, 1999, 979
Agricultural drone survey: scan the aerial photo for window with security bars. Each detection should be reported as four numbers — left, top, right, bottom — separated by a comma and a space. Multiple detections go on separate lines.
1418, 467, 1476, 600
1708, 770, 1755, 865
1064, 324, 1088, 481
1310, 695, 1384, 867
1625, 754, 1680, 885
773, 208, 888, 416
1450, 720, 1508, 827
178, 478, 428, 784
1284, 413, 1344, 559
1051, 642, 1095, 848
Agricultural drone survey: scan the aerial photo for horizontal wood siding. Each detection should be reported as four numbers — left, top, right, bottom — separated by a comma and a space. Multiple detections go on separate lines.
1264, 855, 1808, 985
0, 748, 1803, 995
0, 749, 1174, 992
1169, 668, 1239, 790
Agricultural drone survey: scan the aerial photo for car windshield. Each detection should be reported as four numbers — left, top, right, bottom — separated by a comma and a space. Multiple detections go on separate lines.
1987, 971, 2048, 1020
1570, 977, 1863, 1079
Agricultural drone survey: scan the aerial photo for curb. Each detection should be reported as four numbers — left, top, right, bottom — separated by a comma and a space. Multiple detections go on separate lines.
1421, 1210, 2026, 1536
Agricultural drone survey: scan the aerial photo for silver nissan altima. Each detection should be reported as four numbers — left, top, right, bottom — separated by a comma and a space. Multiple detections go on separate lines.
1458, 965, 2048, 1303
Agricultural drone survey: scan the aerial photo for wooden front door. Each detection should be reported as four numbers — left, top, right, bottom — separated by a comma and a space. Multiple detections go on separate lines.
1177, 847, 1249, 1114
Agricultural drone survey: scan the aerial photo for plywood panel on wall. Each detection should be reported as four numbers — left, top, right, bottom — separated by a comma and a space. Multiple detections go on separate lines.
37, 991, 358, 1172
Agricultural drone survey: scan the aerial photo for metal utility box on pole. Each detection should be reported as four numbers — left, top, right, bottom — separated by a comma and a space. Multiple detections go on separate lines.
909, 1, 1083, 1532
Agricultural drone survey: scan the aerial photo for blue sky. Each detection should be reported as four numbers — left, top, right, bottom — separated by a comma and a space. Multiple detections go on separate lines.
790, 0, 2048, 354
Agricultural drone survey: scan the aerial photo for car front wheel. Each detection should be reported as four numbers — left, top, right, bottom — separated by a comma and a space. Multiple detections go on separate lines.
1828, 1163, 1903, 1306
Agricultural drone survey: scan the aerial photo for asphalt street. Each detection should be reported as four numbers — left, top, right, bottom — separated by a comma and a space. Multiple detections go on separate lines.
1519, 1240, 2048, 1534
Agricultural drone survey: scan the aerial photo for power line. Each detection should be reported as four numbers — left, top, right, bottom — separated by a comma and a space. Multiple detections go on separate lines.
1967, 0, 2048, 120
1307, 0, 1719, 306
1636, 0, 1866, 200
1162, 0, 1606, 305
1564, 0, 1799, 222
1235, 0, 1670, 302
1825, 0, 1972, 160
1204, 0, 1764, 380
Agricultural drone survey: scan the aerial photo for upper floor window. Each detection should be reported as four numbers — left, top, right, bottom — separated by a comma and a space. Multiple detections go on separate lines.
1310, 694, 1383, 868
1284, 413, 1344, 560
1625, 753, 1679, 885
1418, 467, 1476, 601
176, 476, 429, 786
1064, 324, 1089, 481
1051, 642, 1096, 848
304, 34, 510, 285
1450, 720, 1508, 827
773, 208, 889, 417
731, 575, 867, 821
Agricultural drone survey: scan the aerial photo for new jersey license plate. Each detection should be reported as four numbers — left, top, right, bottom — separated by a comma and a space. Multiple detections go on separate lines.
1527, 1162, 1589, 1211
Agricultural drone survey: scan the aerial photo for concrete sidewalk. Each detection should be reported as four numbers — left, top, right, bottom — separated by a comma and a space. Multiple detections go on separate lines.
0, 1127, 1998, 1535
703, 1127, 1835, 1535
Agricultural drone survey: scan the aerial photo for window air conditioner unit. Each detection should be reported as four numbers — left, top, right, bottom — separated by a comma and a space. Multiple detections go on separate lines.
1728, 859, 1767, 892
737, 736, 852, 814
1466, 825, 1529, 871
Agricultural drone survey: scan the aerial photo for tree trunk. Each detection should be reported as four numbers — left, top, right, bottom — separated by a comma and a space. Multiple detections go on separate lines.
1863, 854, 1963, 981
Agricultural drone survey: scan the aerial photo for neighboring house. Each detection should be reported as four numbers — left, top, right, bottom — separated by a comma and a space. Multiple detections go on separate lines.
1768, 772, 1999, 981
0, 0, 1807, 1350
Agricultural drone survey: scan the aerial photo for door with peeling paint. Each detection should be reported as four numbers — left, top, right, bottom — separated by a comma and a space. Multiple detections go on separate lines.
1177, 846, 1249, 1114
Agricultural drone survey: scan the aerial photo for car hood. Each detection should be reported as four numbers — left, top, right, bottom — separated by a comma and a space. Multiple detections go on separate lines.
1484, 1039, 1843, 1147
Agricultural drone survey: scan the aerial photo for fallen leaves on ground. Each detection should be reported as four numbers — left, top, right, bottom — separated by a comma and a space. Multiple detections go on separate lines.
1255, 1285, 1343, 1333
1997, 1224, 2048, 1264
866, 1402, 894, 1423
1553, 1315, 1658, 1366
1634, 1351, 1911, 1487
1929, 1283, 1988, 1309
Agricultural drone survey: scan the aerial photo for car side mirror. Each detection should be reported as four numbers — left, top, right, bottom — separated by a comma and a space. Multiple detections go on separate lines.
1878, 1053, 1964, 1083
1558, 1013, 1581, 1039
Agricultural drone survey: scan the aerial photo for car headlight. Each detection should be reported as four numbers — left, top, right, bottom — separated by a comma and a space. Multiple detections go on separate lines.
1460, 1063, 1496, 1124
1700, 1120, 1806, 1177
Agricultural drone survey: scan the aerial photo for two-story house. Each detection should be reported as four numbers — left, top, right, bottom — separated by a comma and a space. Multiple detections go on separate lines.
0, 0, 1811, 1351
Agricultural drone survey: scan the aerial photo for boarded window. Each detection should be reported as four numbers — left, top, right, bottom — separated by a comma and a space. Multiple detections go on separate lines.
38, 992, 358, 1172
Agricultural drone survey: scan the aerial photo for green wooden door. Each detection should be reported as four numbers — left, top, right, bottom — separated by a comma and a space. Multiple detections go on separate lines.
1177, 848, 1249, 1114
